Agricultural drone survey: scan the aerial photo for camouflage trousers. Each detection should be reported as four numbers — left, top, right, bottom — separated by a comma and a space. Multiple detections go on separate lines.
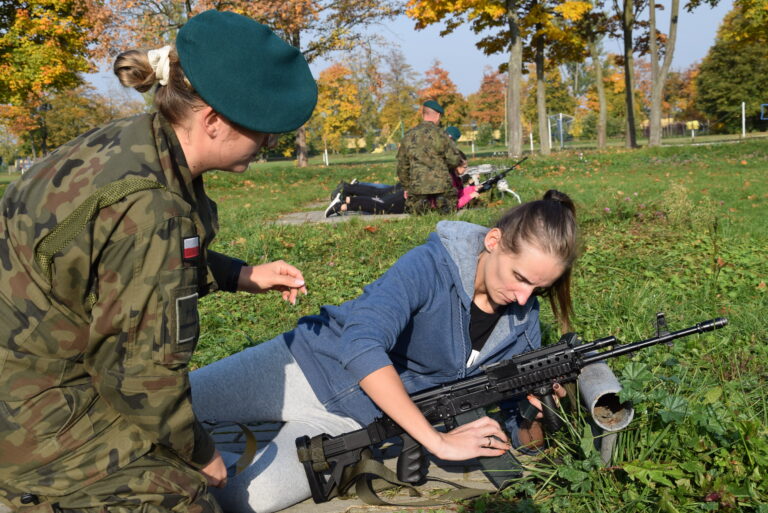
7, 447, 221, 513
404, 191, 457, 215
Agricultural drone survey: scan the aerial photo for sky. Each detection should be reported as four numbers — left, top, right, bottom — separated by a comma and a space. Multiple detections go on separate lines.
88, 0, 735, 99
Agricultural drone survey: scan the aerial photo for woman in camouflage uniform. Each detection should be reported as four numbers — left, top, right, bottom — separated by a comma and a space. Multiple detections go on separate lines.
0, 10, 315, 513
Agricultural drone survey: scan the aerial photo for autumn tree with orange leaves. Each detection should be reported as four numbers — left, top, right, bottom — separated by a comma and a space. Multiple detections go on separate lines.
467, 68, 507, 129
0, 0, 98, 156
419, 61, 467, 128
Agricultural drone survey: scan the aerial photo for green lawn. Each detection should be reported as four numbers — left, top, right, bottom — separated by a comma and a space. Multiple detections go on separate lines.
1, 139, 765, 511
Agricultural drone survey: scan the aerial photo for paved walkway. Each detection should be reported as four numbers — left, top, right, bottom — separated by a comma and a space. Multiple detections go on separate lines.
275, 208, 410, 225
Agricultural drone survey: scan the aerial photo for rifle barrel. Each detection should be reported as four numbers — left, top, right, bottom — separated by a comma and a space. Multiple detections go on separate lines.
575, 335, 618, 353
582, 317, 728, 365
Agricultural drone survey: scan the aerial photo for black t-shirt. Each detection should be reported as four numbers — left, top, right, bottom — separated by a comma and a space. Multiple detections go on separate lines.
470, 301, 506, 352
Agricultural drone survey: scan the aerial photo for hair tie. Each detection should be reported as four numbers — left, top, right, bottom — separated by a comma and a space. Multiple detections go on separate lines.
147, 45, 172, 86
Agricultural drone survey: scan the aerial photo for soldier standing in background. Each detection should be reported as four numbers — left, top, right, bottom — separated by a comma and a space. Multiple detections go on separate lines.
0, 10, 313, 513
396, 100, 466, 214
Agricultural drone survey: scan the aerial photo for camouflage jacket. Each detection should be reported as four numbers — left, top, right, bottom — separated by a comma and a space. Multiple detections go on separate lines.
0, 113, 241, 499
396, 121, 464, 195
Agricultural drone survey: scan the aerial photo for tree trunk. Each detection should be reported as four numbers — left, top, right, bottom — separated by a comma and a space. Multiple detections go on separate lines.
535, 33, 551, 155
506, 1, 523, 157
291, 29, 310, 168
622, 0, 638, 148
648, 0, 680, 147
295, 125, 309, 167
590, 41, 607, 149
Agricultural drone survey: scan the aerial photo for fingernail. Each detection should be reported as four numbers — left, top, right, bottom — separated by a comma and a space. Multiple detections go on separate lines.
295, 279, 305, 286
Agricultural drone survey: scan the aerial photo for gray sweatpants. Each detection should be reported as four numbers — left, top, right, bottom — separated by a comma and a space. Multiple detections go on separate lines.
190, 338, 362, 513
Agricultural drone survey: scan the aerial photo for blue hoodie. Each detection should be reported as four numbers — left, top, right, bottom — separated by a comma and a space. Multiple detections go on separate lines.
285, 220, 542, 431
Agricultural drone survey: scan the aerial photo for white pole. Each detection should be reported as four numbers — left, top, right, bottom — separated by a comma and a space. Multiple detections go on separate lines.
547, 118, 552, 150
529, 132, 534, 153
323, 147, 329, 166
742, 102, 746, 138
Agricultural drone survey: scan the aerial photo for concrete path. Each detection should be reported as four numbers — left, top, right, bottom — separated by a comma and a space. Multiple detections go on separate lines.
275, 209, 410, 225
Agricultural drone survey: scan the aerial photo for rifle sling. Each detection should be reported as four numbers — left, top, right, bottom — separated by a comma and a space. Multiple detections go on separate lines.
233, 423, 259, 477
340, 452, 493, 507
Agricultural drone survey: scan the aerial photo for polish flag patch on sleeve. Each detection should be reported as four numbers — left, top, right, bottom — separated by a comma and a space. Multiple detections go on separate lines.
183, 236, 200, 260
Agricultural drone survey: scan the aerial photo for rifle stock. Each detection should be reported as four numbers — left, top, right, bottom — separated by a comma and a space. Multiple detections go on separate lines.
296, 314, 728, 503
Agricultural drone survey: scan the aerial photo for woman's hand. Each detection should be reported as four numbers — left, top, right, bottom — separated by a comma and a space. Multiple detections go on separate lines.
431, 415, 511, 461
526, 383, 567, 420
359, 366, 510, 463
518, 383, 567, 449
201, 449, 228, 488
237, 260, 307, 304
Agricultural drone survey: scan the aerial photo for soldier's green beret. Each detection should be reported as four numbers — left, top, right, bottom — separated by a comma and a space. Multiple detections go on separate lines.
423, 100, 444, 115
445, 126, 461, 141
176, 10, 317, 133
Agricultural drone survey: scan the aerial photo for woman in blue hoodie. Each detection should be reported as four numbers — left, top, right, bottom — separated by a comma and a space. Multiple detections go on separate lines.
191, 189, 578, 513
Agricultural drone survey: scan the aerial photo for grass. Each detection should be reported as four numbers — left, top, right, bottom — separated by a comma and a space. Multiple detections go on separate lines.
1, 138, 765, 511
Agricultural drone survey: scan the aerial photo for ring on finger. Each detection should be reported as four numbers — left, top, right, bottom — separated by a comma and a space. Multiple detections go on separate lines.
486, 435, 493, 448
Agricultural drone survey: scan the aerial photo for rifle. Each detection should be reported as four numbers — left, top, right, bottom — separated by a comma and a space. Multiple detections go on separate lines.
295, 314, 728, 503
473, 156, 528, 194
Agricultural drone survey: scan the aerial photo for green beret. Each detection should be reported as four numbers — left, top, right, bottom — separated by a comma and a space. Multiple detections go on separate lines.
423, 100, 444, 115
176, 10, 317, 133
445, 126, 461, 141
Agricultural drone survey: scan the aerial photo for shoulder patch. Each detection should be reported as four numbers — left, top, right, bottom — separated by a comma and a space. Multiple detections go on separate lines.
183, 236, 200, 261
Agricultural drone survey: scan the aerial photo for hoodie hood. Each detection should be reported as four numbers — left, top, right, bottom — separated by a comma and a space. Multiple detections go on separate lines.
433, 220, 487, 306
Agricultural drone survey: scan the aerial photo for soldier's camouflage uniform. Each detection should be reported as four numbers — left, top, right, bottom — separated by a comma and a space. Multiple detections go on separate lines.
396, 121, 463, 214
0, 113, 245, 512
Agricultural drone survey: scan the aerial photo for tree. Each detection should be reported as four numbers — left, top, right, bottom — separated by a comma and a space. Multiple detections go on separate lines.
379, 49, 420, 144
612, 0, 647, 148
668, 64, 704, 121
522, 65, 577, 140
571, 1, 610, 147
311, 64, 362, 153
87, 0, 401, 166
43, 85, 145, 148
0, 0, 98, 156
524, 0, 591, 154
467, 67, 507, 128
646, 0, 678, 146
346, 45, 385, 150
695, 6, 768, 133
419, 61, 468, 127
719, 0, 768, 45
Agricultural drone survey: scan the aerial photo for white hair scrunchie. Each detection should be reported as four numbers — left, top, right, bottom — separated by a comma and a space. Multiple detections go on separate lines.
147, 45, 172, 86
